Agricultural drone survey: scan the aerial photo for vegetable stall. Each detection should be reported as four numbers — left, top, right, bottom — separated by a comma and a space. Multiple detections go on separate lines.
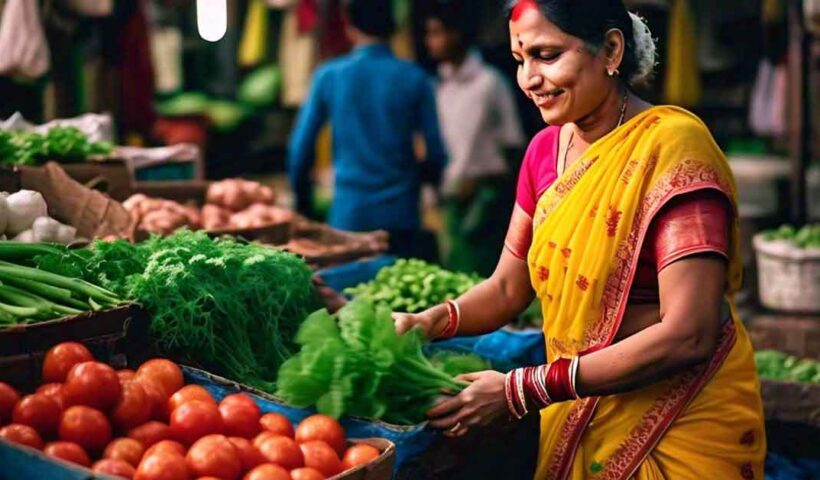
0, 161, 817, 479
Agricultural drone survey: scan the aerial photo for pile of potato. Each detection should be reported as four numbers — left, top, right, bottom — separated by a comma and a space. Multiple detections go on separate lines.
125, 179, 293, 235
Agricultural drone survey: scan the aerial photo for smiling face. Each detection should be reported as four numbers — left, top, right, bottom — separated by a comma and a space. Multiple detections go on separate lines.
509, 6, 615, 125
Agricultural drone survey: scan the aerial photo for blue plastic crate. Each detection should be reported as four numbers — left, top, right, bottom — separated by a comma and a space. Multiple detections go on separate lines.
134, 161, 196, 182
183, 367, 436, 474
316, 256, 397, 293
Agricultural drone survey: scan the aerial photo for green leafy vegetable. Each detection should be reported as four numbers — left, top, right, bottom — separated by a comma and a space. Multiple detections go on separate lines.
762, 224, 820, 249
0, 127, 113, 165
344, 259, 482, 313
428, 351, 491, 377
277, 299, 467, 424
35, 231, 320, 389
755, 350, 820, 383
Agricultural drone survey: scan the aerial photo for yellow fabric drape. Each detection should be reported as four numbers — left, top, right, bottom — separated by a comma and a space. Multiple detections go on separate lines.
239, 0, 269, 68
528, 106, 765, 479
663, 0, 701, 106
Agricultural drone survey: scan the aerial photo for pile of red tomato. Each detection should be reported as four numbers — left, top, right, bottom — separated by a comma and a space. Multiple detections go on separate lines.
0, 342, 382, 480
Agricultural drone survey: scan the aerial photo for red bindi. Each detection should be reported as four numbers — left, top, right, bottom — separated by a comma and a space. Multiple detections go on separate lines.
511, 0, 540, 21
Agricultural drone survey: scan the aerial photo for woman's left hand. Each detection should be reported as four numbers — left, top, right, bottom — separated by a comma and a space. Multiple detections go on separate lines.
426, 370, 508, 438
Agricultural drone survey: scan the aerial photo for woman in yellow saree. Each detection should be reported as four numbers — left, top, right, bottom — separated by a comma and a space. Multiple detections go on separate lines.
394, 1, 766, 478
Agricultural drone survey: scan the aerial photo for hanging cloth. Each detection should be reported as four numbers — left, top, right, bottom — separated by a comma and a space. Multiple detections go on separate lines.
296, 0, 318, 33
278, 7, 316, 106
0, 0, 50, 79
663, 0, 701, 106
239, 0, 270, 68
318, 0, 351, 59
118, 0, 156, 136
58, 0, 114, 17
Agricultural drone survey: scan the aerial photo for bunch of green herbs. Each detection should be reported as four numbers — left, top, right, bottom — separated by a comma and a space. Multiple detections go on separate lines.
33, 230, 320, 388
276, 299, 467, 425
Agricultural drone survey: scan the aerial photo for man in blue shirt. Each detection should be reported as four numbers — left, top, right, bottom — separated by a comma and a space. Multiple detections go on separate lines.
288, 0, 448, 258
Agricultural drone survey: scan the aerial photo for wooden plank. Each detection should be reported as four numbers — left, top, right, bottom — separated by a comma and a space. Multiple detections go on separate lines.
747, 312, 820, 359
787, 0, 811, 224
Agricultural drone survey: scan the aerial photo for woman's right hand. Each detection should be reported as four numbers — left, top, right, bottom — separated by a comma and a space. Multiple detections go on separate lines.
393, 304, 449, 340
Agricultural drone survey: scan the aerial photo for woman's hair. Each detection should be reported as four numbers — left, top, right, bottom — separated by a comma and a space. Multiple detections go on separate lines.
504, 0, 656, 85
344, 0, 396, 38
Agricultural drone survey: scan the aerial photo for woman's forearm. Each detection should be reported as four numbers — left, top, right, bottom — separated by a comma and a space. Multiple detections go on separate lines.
455, 276, 534, 336
422, 250, 535, 338
574, 318, 718, 397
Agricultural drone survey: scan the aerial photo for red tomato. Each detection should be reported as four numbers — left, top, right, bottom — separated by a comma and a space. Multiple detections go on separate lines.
36, 383, 65, 410
168, 385, 216, 415
186, 434, 241, 480
44, 441, 91, 466
170, 400, 222, 446
220, 394, 257, 411
104, 437, 145, 467
63, 361, 121, 411
128, 421, 171, 449
340, 444, 380, 471
257, 436, 304, 470
0, 382, 21, 423
118, 369, 137, 383
136, 376, 171, 421
252, 431, 277, 449
135, 451, 191, 480
228, 437, 266, 473
290, 468, 326, 480
220, 402, 261, 439
243, 463, 292, 480
42, 342, 93, 383
58, 406, 112, 453
258, 413, 294, 439
12, 394, 62, 437
136, 360, 184, 398
294, 415, 346, 456
298, 441, 341, 477
93, 458, 137, 479
144, 439, 186, 458
112, 379, 152, 430
0, 424, 43, 449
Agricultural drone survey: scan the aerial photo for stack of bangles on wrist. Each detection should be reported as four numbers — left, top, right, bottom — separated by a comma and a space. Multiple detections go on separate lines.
504, 356, 581, 419
438, 300, 461, 339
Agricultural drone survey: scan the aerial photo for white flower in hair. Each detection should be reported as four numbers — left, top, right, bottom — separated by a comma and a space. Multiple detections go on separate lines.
628, 12, 657, 83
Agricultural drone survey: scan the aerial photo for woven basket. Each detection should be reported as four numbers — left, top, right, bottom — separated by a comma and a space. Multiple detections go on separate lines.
754, 235, 820, 313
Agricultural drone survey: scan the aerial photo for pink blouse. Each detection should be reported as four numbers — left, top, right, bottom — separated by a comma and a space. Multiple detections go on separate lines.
507, 126, 731, 303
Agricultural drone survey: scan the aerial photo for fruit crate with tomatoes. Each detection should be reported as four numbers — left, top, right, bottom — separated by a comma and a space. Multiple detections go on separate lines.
0, 304, 150, 392
0, 341, 396, 480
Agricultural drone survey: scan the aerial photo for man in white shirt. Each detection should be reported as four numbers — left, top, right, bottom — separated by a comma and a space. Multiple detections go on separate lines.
424, 0, 525, 276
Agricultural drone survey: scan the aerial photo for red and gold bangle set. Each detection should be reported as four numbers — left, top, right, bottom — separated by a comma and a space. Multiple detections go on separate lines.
435, 299, 581, 419
504, 356, 581, 419
438, 300, 461, 340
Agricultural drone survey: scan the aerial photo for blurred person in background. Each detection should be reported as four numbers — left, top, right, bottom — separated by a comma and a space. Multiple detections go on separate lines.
288, 0, 448, 260
425, 0, 526, 277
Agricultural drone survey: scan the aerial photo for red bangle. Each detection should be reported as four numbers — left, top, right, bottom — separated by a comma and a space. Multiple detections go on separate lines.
545, 358, 575, 402
438, 300, 460, 339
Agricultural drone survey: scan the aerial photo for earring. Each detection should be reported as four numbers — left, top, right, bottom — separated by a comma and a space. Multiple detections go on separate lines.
607, 67, 620, 77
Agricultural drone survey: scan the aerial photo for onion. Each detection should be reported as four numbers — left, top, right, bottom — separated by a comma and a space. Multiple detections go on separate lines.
6, 190, 48, 235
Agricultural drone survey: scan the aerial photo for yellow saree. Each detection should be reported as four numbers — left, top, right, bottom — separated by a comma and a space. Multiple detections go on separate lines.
527, 106, 766, 479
